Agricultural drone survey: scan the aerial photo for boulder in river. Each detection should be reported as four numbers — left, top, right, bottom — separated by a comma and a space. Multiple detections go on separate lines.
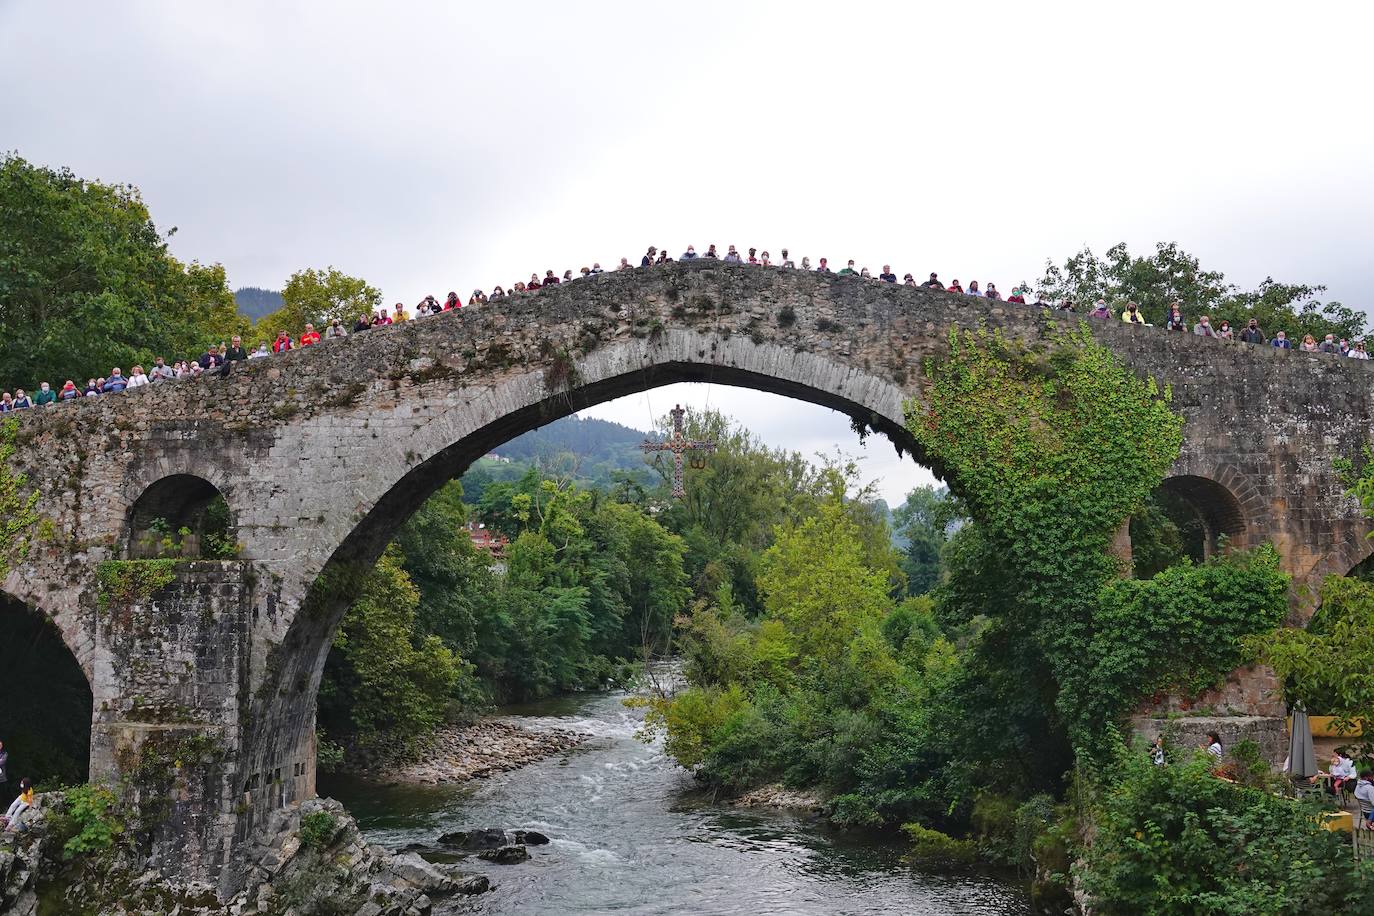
439, 828, 508, 850
512, 829, 550, 846
478, 844, 531, 864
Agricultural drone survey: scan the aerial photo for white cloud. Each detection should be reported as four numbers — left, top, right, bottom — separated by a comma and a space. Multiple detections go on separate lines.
3, 0, 1370, 493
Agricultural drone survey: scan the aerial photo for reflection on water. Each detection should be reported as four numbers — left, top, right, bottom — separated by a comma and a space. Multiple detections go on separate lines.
322, 689, 1031, 916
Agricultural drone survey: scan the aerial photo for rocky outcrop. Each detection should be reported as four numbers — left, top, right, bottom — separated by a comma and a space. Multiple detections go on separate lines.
730, 784, 827, 813
19, 796, 490, 916
367, 719, 587, 785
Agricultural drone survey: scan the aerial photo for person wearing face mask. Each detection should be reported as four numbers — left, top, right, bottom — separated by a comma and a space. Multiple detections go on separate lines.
1121, 302, 1147, 324
1239, 319, 1265, 345
1090, 300, 1112, 319
681, 245, 698, 260
34, 382, 56, 406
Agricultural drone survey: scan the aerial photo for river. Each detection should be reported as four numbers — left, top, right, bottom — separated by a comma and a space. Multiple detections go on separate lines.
322, 687, 1032, 916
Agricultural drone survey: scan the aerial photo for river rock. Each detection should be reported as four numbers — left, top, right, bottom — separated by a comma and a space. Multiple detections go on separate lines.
439, 828, 508, 850
360, 719, 589, 785
457, 875, 492, 894
730, 784, 826, 812
478, 844, 530, 864
512, 829, 550, 846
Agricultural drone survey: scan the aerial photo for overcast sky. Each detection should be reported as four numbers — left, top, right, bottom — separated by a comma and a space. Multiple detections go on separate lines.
4, 1, 1371, 503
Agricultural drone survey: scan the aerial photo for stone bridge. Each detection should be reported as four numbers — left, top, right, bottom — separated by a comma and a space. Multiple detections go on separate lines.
3, 260, 1371, 896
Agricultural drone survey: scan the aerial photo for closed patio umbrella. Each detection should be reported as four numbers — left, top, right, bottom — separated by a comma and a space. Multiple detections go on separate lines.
1289, 706, 1318, 782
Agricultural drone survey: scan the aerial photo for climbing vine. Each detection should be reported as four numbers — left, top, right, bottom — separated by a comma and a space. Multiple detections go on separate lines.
0, 418, 40, 578
906, 322, 1185, 748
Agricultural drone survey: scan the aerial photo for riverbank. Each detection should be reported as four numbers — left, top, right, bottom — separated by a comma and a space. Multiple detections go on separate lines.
358, 717, 589, 785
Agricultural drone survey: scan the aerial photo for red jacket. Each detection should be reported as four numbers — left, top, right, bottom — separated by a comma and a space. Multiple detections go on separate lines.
299, 331, 321, 346
273, 336, 293, 353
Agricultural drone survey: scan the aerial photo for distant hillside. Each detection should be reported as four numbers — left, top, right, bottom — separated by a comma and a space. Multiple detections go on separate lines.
234, 287, 283, 321
460, 414, 657, 503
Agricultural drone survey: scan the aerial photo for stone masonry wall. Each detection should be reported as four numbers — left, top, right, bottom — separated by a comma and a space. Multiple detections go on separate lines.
2, 260, 1371, 894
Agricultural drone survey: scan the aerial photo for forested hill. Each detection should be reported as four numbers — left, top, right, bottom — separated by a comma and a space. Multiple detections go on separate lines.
234, 286, 283, 321
461, 414, 657, 502
495, 415, 652, 465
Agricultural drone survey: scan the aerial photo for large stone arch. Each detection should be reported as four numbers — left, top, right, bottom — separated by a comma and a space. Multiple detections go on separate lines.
236, 330, 925, 840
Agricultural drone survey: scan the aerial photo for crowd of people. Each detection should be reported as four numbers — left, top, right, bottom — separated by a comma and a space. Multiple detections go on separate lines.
2, 244, 1367, 410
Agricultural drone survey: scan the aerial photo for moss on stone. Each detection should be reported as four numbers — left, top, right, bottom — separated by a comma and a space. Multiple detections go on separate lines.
95, 559, 179, 612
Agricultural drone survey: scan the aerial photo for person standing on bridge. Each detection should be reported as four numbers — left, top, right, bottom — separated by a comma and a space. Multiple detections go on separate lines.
780, 249, 794, 268
1165, 304, 1186, 331
34, 382, 55, 406
946, 279, 963, 294
1300, 334, 1319, 352
641, 246, 657, 267
1193, 315, 1216, 337
681, 245, 698, 260
225, 336, 249, 361
1349, 340, 1369, 360
1008, 287, 1027, 304
1271, 331, 1292, 350
838, 259, 857, 276
986, 283, 1002, 300
1319, 333, 1339, 354
273, 330, 294, 353
299, 324, 322, 346
1239, 318, 1265, 345
747, 248, 759, 265
1121, 302, 1147, 324
903, 273, 916, 285
543, 270, 560, 286
879, 265, 897, 283
966, 281, 983, 297
816, 258, 831, 273
705, 244, 719, 259
324, 321, 347, 341
724, 245, 742, 263
353, 314, 372, 333
1216, 320, 1233, 340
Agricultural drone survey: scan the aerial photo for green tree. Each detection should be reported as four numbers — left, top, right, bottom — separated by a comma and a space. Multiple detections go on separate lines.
0, 154, 247, 387
260, 267, 381, 337
317, 547, 466, 750
757, 499, 893, 666
1252, 575, 1374, 755
892, 486, 953, 595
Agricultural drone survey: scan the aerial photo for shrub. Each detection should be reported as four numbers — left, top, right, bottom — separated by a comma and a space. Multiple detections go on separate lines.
901, 822, 976, 868
299, 810, 339, 849
62, 784, 122, 857
1080, 751, 1374, 914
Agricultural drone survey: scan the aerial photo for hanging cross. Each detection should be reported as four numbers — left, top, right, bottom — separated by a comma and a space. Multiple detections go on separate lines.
641, 404, 717, 499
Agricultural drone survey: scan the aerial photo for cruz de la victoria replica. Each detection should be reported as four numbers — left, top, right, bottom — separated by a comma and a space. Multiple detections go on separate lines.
3, 260, 1373, 903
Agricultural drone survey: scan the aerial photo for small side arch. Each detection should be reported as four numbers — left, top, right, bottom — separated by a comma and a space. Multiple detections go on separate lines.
0, 591, 93, 791
125, 474, 235, 559
1157, 474, 1249, 557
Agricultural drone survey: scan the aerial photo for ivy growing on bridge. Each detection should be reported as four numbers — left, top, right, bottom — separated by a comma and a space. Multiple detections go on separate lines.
906, 322, 1187, 750
0, 418, 40, 579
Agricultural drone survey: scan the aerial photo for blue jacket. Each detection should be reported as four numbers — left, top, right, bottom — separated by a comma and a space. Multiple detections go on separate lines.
103, 377, 128, 392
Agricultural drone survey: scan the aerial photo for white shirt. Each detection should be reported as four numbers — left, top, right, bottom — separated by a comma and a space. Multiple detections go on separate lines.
1207, 742, 1223, 758
1333, 757, 1356, 779
127, 373, 149, 388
